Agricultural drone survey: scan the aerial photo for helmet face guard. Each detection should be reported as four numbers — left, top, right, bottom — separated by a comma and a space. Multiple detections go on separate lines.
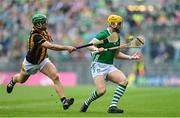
32, 14, 47, 30
110, 22, 122, 33
107, 15, 123, 33
34, 20, 47, 30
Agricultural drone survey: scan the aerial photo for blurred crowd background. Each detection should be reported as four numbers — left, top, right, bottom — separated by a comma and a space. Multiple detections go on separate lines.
0, 0, 180, 83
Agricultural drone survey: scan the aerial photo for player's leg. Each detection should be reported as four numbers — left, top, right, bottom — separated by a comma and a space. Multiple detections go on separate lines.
80, 75, 106, 112
107, 69, 128, 113
7, 70, 30, 93
40, 61, 74, 110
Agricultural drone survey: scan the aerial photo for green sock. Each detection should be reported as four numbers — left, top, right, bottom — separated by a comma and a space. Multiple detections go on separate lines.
85, 91, 100, 106
110, 84, 126, 107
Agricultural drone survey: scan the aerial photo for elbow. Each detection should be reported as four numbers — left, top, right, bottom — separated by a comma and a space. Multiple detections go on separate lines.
115, 56, 121, 59
115, 54, 122, 59
115, 54, 119, 58
43, 44, 54, 49
41, 41, 54, 49
48, 44, 54, 49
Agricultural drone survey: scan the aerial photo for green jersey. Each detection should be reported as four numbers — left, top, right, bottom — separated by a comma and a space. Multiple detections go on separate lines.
92, 29, 120, 64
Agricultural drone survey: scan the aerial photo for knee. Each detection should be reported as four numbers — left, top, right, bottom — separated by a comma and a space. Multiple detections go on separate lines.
118, 78, 128, 86
97, 87, 106, 96
20, 80, 26, 83
51, 73, 59, 82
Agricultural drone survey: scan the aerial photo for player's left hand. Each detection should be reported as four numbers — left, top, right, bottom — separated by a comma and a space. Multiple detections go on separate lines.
130, 52, 142, 60
97, 47, 105, 53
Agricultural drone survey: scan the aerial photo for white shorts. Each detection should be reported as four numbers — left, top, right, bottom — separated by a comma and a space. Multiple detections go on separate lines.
21, 58, 51, 75
91, 62, 118, 79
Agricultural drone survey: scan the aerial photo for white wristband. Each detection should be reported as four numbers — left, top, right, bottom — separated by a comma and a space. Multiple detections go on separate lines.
128, 56, 132, 60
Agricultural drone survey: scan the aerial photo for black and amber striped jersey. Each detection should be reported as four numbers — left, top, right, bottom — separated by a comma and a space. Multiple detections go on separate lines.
26, 27, 49, 64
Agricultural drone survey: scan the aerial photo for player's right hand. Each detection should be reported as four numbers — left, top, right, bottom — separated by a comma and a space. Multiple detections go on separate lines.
130, 52, 142, 60
66, 46, 76, 53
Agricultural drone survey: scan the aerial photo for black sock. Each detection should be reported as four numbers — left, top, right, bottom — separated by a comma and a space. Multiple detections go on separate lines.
11, 77, 15, 84
61, 97, 66, 102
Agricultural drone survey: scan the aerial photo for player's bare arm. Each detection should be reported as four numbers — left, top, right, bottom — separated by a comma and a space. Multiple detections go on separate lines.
115, 51, 141, 60
41, 41, 76, 53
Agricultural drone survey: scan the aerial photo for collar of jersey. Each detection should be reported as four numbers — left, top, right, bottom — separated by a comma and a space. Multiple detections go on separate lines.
32, 26, 46, 35
107, 28, 111, 35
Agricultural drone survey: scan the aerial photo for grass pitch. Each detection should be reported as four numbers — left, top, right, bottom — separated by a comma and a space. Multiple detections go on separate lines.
0, 85, 180, 117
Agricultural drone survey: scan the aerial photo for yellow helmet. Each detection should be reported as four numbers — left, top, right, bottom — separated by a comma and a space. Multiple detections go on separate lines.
107, 15, 123, 26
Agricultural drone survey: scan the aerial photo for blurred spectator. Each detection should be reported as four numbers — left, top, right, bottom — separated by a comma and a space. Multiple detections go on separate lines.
0, 0, 179, 64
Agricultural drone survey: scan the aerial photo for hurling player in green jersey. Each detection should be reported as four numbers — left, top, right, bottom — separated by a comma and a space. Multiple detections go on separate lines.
7, 13, 75, 110
80, 15, 142, 113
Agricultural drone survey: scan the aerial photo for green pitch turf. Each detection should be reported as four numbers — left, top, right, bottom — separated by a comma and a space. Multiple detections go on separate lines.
0, 85, 180, 117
